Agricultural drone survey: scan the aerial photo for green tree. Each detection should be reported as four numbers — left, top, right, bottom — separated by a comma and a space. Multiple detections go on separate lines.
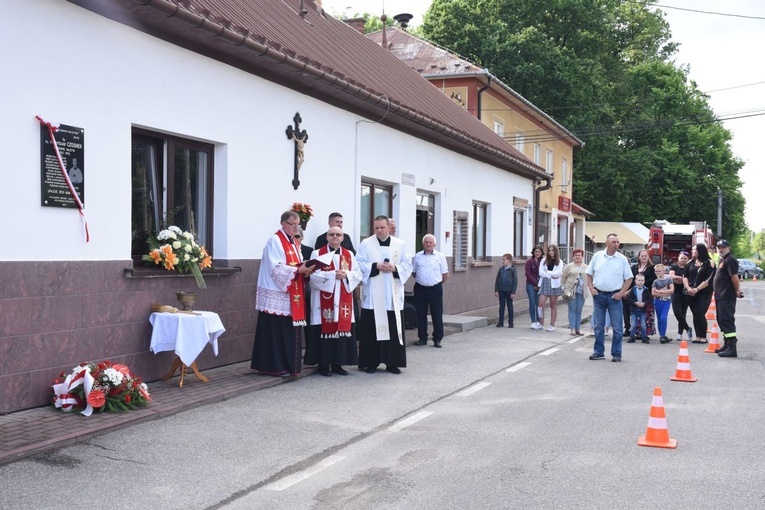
421, 0, 746, 237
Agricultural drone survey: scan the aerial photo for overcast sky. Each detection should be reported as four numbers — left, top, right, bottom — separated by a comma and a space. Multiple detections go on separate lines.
321, 1, 765, 233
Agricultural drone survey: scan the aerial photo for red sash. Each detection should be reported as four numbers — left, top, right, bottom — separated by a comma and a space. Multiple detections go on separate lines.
318, 245, 354, 338
276, 230, 306, 326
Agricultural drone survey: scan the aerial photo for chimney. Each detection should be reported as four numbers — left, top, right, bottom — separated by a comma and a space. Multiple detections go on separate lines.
344, 17, 366, 34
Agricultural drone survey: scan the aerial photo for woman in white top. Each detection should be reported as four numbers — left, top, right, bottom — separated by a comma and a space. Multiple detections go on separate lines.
538, 245, 566, 332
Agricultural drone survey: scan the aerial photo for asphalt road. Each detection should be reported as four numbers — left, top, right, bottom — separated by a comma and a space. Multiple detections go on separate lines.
1, 282, 763, 509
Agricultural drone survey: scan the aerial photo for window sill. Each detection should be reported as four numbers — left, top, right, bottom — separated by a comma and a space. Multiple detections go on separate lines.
124, 266, 242, 279
470, 261, 493, 268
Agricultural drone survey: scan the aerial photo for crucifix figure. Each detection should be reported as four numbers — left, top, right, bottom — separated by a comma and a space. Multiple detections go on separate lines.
285, 112, 308, 190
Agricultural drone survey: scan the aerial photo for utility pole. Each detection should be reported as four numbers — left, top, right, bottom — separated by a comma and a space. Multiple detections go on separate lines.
717, 187, 723, 237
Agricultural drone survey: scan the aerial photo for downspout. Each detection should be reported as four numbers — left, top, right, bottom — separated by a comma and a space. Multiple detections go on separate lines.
476, 69, 492, 120
534, 175, 553, 246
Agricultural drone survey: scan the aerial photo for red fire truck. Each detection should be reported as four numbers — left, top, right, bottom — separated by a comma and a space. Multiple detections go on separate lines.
648, 220, 715, 264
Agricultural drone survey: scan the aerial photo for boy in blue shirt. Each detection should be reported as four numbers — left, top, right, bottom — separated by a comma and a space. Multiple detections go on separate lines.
627, 274, 653, 343
495, 253, 518, 328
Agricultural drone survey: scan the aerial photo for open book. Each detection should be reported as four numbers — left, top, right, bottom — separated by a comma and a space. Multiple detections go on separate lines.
304, 250, 335, 271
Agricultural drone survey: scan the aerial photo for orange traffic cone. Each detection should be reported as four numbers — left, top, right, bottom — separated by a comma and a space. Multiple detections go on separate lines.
705, 321, 722, 353
705, 296, 717, 320
670, 340, 697, 382
753, 274, 758, 282
638, 387, 677, 449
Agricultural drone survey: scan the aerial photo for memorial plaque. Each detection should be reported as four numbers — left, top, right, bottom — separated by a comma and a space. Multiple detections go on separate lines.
41, 124, 85, 208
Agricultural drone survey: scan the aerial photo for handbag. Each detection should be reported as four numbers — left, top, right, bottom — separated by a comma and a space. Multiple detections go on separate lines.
562, 287, 575, 301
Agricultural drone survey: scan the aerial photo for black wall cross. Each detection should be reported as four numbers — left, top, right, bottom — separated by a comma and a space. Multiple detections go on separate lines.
285, 112, 308, 190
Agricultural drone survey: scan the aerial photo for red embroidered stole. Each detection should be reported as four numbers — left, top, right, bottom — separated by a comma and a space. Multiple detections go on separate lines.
276, 230, 306, 325
318, 245, 353, 337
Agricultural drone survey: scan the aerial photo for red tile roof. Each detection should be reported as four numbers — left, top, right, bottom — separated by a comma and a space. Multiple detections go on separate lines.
68, 0, 547, 179
368, 27, 583, 147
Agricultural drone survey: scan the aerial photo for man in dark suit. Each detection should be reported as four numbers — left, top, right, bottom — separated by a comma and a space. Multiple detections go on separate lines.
314, 212, 355, 254
295, 228, 313, 262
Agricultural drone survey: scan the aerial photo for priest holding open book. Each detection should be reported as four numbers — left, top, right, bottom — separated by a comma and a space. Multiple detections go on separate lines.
304, 226, 362, 376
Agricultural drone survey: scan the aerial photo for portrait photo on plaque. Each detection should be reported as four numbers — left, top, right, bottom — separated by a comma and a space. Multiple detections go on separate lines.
40, 123, 85, 208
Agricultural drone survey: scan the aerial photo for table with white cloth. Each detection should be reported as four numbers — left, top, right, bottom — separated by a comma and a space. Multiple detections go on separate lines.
149, 311, 225, 388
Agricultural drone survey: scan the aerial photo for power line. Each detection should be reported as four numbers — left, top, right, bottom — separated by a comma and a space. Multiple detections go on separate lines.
632, 1, 765, 21
499, 109, 765, 144
707, 80, 765, 93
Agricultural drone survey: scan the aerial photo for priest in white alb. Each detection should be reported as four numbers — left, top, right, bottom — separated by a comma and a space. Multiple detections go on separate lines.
305, 226, 362, 377
251, 210, 315, 376
356, 215, 413, 374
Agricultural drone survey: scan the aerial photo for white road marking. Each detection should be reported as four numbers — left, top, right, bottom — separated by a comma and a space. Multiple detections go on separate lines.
567, 337, 581, 344
266, 455, 345, 491
539, 347, 560, 356
388, 410, 434, 432
457, 382, 492, 397
506, 361, 531, 372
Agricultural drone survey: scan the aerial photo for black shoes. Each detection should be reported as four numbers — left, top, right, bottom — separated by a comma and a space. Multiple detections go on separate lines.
627, 336, 636, 343
508, 324, 514, 328
364, 367, 377, 373
331, 365, 349, 376
589, 353, 605, 360
718, 338, 738, 358
660, 336, 671, 344
386, 365, 401, 374
612, 356, 622, 362
641, 337, 650, 344
496, 323, 504, 328
319, 365, 332, 377
414, 339, 427, 346
433, 340, 442, 348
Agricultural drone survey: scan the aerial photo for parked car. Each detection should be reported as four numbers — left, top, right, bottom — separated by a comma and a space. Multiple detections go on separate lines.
737, 259, 764, 280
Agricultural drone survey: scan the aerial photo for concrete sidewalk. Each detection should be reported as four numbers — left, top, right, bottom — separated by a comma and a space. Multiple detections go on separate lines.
0, 297, 591, 466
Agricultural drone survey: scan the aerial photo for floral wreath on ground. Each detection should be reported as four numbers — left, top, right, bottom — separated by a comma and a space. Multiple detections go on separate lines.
52, 361, 152, 416
291, 202, 314, 223
143, 225, 212, 288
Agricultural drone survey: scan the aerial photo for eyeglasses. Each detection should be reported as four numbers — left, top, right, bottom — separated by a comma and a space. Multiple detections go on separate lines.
283, 221, 299, 228
327, 233, 343, 237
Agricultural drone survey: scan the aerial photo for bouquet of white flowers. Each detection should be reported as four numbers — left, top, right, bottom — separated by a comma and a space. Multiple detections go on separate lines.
143, 226, 212, 288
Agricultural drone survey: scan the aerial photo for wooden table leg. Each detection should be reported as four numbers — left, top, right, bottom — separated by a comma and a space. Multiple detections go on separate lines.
188, 361, 209, 383
161, 357, 209, 387
161, 357, 183, 382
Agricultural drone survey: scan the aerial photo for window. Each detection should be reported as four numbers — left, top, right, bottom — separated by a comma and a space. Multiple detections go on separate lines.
360, 181, 392, 240
131, 129, 214, 260
415, 192, 435, 253
561, 158, 569, 193
558, 217, 569, 249
537, 211, 550, 247
546, 149, 554, 174
514, 209, 524, 258
493, 118, 504, 138
533, 144, 540, 165
453, 211, 469, 270
472, 202, 487, 261
515, 134, 525, 153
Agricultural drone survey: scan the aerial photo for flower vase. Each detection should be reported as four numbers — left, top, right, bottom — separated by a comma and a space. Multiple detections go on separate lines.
176, 291, 197, 311
300, 218, 309, 230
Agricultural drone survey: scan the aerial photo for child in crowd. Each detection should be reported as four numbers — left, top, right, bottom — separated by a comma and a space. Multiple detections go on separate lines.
626, 274, 653, 343
494, 253, 517, 328
652, 264, 674, 344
